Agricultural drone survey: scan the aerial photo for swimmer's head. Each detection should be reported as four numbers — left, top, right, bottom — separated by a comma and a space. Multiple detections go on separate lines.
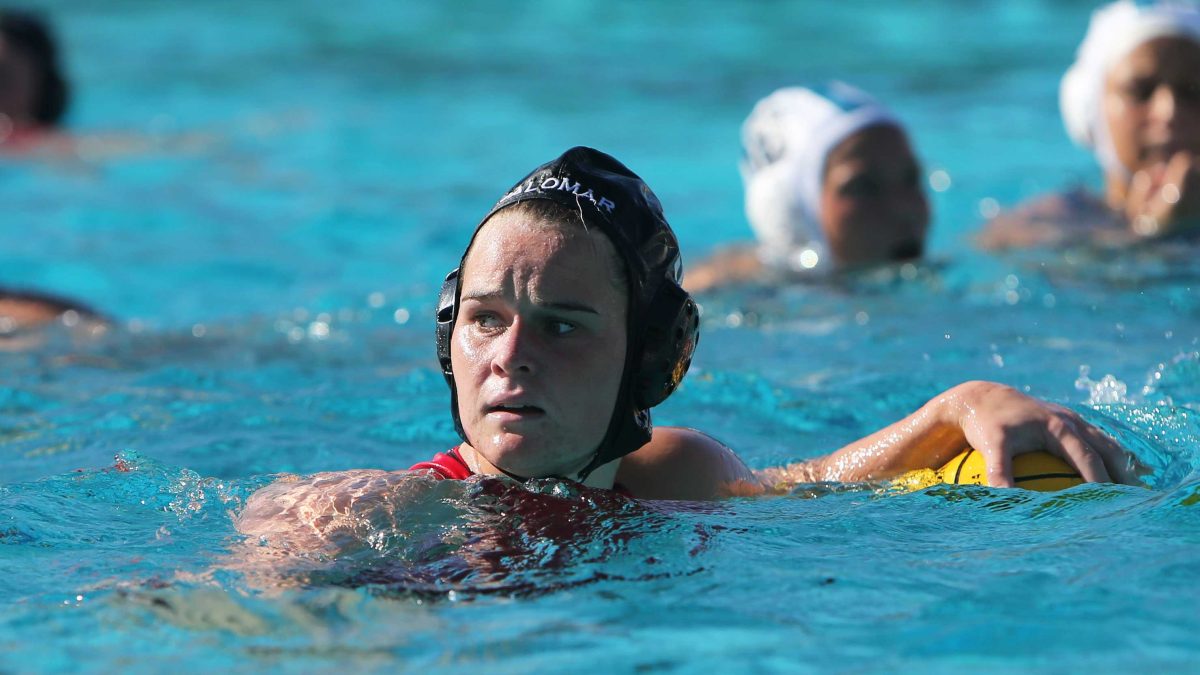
0, 9, 68, 131
1061, 0, 1200, 176
435, 146, 699, 481
741, 82, 929, 273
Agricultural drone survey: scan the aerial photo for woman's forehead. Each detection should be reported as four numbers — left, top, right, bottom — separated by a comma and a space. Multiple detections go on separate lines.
460, 210, 624, 293
1118, 35, 1200, 77
828, 124, 913, 165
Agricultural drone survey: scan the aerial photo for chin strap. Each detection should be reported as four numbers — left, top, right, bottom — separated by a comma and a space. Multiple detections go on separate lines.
486, 453, 597, 485
572, 459, 599, 484
496, 462, 593, 485
462, 444, 588, 484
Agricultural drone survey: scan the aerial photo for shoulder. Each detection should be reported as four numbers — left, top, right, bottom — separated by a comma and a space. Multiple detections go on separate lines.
684, 244, 763, 294
616, 427, 761, 500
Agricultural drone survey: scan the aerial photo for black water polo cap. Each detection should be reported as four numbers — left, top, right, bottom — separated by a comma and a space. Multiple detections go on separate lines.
435, 146, 700, 481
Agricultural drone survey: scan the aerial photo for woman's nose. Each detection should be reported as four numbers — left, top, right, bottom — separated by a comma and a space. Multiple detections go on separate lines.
1148, 84, 1179, 124
491, 319, 535, 376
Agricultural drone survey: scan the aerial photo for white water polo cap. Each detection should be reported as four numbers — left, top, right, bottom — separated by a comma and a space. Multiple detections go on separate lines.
740, 82, 899, 273
1061, 0, 1200, 174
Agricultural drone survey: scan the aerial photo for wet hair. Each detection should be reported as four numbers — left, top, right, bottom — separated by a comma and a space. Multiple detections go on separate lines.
1, 9, 69, 125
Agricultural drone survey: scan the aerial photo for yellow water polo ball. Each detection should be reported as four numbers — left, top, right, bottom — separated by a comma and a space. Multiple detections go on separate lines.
941, 448, 1084, 491
893, 449, 1084, 492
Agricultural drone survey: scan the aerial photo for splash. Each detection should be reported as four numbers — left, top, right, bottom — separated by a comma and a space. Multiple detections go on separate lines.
1075, 366, 1129, 405
1142, 352, 1200, 407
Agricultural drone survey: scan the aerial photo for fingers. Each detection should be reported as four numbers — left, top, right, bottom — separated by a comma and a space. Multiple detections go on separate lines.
1076, 420, 1147, 487
1046, 424, 1112, 484
1166, 150, 1193, 183
952, 384, 1144, 489
1129, 152, 1200, 237
1040, 405, 1148, 486
1168, 152, 1200, 234
1156, 151, 1195, 220
982, 444, 1016, 489
1126, 168, 1157, 220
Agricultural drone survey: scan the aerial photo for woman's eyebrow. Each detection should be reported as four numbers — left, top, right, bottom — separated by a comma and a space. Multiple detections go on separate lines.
459, 290, 504, 304
459, 291, 600, 315
539, 301, 600, 315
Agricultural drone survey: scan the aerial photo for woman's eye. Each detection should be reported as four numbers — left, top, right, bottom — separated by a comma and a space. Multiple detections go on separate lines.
841, 175, 880, 198
546, 320, 577, 336
1125, 80, 1156, 102
471, 312, 503, 329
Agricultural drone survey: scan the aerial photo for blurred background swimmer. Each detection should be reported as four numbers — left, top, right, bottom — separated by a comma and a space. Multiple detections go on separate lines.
687, 82, 930, 293
1, 7, 222, 159
0, 8, 68, 148
0, 10, 107, 345
981, 0, 1200, 248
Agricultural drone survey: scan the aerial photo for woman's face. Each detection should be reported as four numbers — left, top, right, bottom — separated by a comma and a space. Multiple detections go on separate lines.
450, 208, 628, 478
1104, 35, 1200, 176
818, 124, 930, 267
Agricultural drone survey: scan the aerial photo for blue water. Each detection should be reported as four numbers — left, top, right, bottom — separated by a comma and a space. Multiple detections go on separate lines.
2, 0, 1199, 671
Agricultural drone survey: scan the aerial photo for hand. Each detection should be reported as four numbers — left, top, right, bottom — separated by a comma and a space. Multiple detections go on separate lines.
942, 381, 1141, 487
1124, 151, 1200, 238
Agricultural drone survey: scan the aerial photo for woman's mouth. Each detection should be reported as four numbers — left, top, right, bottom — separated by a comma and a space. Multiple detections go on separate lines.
889, 239, 924, 261
486, 404, 547, 421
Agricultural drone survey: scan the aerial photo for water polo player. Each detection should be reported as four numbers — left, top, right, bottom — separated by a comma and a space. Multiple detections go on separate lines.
687, 83, 930, 292
237, 146, 1138, 550
982, 0, 1200, 247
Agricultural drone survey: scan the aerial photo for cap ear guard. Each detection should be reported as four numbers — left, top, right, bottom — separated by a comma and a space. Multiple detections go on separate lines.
634, 279, 699, 408
435, 268, 458, 381
435, 268, 470, 443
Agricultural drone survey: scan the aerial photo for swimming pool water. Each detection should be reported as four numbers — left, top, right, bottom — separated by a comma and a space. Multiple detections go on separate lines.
2, 0, 1199, 671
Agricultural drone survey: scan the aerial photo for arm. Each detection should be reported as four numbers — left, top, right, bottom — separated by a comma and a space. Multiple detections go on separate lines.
769, 381, 1140, 488
683, 244, 764, 294
235, 469, 419, 555
623, 382, 1138, 500
976, 191, 1130, 251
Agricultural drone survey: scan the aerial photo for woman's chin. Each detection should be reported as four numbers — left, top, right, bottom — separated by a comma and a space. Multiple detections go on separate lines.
469, 427, 594, 478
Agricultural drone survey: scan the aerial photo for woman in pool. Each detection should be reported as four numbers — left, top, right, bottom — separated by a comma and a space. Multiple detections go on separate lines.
0, 9, 69, 147
686, 83, 930, 292
237, 146, 1135, 550
980, 0, 1200, 248
0, 11, 108, 343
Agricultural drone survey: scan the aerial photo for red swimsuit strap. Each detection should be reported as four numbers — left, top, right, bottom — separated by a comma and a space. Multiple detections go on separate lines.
409, 446, 635, 497
408, 446, 472, 480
